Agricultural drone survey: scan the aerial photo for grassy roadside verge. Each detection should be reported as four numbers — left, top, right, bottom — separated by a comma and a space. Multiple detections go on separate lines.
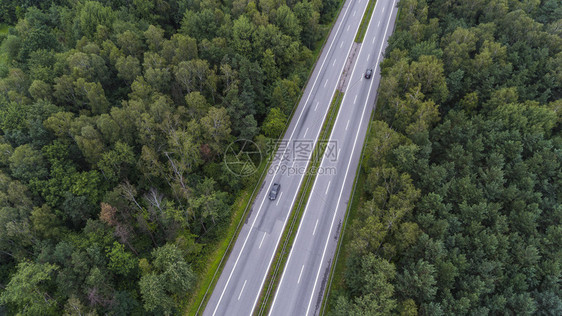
354, 0, 376, 43
255, 90, 344, 315
321, 171, 366, 313
185, 158, 268, 316
318, 115, 372, 315
184, 2, 345, 315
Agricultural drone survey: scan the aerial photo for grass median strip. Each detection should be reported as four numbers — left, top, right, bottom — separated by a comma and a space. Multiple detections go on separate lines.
354, 0, 377, 43
255, 90, 344, 315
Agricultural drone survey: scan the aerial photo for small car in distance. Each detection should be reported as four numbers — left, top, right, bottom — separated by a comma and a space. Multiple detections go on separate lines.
365, 68, 373, 79
269, 183, 281, 200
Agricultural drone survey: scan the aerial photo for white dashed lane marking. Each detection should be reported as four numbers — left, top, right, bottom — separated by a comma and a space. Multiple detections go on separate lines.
259, 232, 267, 249
313, 219, 319, 236
298, 265, 305, 284
238, 280, 247, 300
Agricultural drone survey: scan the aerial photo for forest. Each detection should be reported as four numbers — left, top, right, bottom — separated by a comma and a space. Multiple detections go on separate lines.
0, 0, 339, 314
329, 0, 561, 315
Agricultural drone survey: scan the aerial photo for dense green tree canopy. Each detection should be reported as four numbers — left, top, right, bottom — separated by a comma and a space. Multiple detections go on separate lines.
0, 0, 340, 314
330, 0, 561, 315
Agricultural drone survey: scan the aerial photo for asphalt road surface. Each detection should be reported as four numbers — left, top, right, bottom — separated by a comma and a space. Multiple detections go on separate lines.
268, 0, 400, 315
202, 0, 373, 315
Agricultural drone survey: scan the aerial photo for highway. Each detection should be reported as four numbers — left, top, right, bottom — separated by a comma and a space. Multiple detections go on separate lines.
202, 0, 373, 315
268, 0, 399, 315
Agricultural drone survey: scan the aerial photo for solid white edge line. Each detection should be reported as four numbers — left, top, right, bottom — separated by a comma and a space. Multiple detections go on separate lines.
259, 232, 267, 249
251, 0, 368, 314
297, 265, 305, 284
304, 1, 397, 315
238, 280, 247, 301
211, 0, 356, 311
267, 0, 372, 313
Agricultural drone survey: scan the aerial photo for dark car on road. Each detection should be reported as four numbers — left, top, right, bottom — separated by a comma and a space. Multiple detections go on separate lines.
365, 68, 373, 79
269, 183, 281, 200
